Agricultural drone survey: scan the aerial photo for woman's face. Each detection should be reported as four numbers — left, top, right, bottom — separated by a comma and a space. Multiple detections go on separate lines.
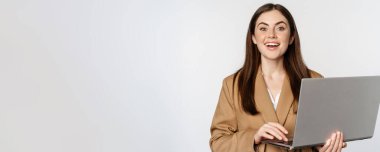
252, 10, 294, 61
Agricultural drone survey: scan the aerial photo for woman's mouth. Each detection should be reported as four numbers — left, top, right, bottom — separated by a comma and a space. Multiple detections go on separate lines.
265, 42, 280, 49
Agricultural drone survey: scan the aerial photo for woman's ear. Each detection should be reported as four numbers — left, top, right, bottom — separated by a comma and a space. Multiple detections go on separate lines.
252, 35, 257, 44
289, 35, 295, 45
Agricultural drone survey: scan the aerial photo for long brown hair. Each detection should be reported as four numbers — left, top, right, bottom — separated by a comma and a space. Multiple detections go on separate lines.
233, 3, 311, 115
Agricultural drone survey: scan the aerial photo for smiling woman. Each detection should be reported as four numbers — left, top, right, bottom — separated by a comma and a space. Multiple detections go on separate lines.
253, 10, 293, 61
209, 3, 346, 152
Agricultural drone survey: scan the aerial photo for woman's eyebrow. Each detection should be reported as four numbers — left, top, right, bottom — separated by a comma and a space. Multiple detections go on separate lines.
257, 21, 287, 27
275, 21, 287, 26
257, 22, 268, 27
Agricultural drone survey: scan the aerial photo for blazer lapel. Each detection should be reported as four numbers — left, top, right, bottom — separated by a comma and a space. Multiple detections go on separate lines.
254, 69, 279, 123
276, 74, 295, 125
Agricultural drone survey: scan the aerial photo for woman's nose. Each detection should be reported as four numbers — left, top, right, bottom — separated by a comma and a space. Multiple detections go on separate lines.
267, 29, 277, 39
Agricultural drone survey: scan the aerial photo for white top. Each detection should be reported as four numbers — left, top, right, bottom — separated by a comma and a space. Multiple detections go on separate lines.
267, 89, 281, 110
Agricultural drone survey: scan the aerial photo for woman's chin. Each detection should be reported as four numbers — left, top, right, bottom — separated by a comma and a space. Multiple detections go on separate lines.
261, 54, 284, 62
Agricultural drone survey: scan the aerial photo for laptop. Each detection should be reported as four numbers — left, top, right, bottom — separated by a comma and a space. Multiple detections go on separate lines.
263, 76, 380, 150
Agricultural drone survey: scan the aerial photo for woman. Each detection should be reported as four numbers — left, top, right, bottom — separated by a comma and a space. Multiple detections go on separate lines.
210, 3, 346, 152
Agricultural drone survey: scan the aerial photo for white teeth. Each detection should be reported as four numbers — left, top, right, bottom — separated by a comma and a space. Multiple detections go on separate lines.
265, 43, 279, 47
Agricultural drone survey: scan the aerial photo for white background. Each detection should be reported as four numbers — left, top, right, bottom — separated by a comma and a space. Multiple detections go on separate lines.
1, 0, 379, 151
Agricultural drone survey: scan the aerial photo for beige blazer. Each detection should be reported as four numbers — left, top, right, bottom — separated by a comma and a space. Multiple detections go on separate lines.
210, 69, 322, 152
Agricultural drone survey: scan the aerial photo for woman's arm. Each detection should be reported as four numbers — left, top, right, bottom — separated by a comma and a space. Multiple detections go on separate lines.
209, 78, 257, 152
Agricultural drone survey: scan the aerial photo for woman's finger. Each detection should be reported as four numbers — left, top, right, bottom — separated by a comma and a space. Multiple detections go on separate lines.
317, 132, 345, 152
331, 132, 341, 152
315, 145, 323, 151
259, 132, 274, 140
342, 142, 347, 148
254, 126, 278, 143
337, 132, 344, 152
263, 125, 287, 141
254, 130, 270, 143
268, 122, 289, 134
318, 139, 331, 152
340, 133, 347, 149
265, 123, 288, 141
262, 128, 284, 140
326, 133, 337, 152
254, 122, 289, 144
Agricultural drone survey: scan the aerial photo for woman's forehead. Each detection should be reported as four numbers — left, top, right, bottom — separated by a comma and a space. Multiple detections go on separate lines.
256, 10, 289, 26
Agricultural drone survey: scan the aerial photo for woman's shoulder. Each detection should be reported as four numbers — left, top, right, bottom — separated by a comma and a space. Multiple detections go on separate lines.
219, 71, 242, 91
309, 69, 324, 78
222, 73, 238, 86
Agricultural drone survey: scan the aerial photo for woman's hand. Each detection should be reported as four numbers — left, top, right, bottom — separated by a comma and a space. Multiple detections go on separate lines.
253, 122, 288, 144
316, 131, 347, 152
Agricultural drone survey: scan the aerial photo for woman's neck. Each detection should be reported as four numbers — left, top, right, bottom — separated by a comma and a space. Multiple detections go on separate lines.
260, 57, 285, 79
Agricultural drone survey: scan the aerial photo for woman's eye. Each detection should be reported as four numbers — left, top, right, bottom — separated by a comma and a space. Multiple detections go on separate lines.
259, 27, 267, 31
277, 26, 285, 31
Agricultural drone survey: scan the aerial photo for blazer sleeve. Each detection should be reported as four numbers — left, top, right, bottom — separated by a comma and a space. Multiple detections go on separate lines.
209, 78, 257, 152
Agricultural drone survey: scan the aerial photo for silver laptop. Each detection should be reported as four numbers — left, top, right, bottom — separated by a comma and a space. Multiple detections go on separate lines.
263, 76, 380, 150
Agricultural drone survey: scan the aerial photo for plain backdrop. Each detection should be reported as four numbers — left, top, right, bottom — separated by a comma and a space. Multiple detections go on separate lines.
0, 0, 380, 151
